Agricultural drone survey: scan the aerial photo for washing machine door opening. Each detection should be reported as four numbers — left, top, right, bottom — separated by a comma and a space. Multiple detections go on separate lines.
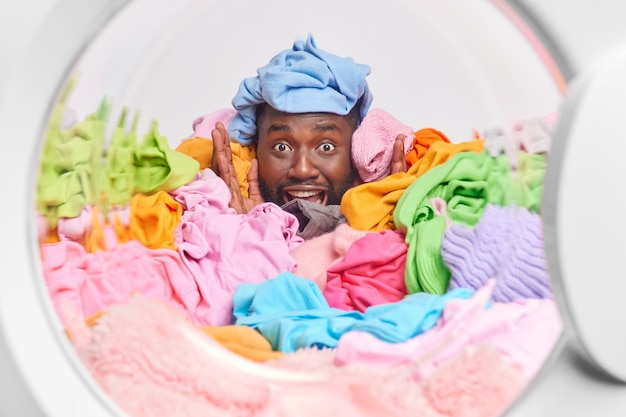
2, 0, 570, 416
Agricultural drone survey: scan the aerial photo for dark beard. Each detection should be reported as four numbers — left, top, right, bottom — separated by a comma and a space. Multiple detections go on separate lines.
258, 169, 356, 207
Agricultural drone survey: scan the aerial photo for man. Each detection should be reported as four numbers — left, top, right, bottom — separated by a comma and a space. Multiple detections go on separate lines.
210, 35, 407, 214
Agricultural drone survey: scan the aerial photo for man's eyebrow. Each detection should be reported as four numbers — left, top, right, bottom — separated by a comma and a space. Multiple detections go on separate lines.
266, 123, 340, 133
267, 124, 293, 133
312, 123, 339, 132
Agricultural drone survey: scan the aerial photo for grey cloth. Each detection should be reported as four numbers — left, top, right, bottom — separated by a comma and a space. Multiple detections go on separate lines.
281, 199, 347, 240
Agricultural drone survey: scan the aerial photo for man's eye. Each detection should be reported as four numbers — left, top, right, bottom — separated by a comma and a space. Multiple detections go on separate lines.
273, 143, 291, 152
319, 143, 336, 152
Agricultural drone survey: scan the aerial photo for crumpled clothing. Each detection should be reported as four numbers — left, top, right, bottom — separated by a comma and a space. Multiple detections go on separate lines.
41, 240, 202, 327
290, 223, 369, 289
129, 191, 182, 251
514, 151, 546, 213
393, 151, 514, 295
404, 128, 452, 169
37, 98, 109, 228
442, 204, 553, 302
188, 107, 236, 140
351, 108, 414, 182
67, 294, 518, 417
341, 139, 484, 232
175, 135, 257, 198
281, 199, 346, 240
228, 34, 373, 145
172, 169, 304, 326
233, 272, 473, 353
323, 229, 408, 312
133, 121, 199, 194
101, 107, 138, 209
334, 280, 562, 379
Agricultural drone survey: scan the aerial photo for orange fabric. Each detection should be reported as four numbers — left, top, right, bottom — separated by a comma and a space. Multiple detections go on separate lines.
200, 325, 283, 362
405, 128, 452, 169
176, 137, 257, 198
41, 228, 60, 244
406, 139, 484, 178
112, 210, 131, 244
176, 137, 214, 170
84, 206, 107, 253
341, 139, 484, 232
129, 191, 182, 250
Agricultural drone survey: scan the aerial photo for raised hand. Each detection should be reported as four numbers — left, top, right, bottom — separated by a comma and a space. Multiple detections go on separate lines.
211, 122, 265, 214
390, 133, 407, 174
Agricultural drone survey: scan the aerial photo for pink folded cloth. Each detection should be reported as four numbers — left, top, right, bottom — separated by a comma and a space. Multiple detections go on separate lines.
290, 223, 370, 290
351, 108, 414, 182
189, 108, 236, 139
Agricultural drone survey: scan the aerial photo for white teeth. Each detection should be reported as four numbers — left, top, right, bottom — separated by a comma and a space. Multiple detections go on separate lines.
290, 190, 319, 198
315, 199, 321, 204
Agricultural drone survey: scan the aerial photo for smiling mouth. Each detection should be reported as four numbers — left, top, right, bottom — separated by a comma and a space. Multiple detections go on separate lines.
284, 190, 326, 205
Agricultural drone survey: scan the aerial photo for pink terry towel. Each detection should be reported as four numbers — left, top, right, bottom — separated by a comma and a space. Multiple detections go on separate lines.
66, 295, 525, 417
351, 108, 414, 182
64, 296, 422, 417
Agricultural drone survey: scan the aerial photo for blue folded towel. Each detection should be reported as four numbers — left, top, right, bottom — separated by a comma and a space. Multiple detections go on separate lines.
228, 34, 373, 145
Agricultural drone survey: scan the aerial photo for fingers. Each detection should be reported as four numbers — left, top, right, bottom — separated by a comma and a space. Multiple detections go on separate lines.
390, 134, 407, 174
212, 122, 236, 182
247, 158, 264, 205
211, 122, 246, 213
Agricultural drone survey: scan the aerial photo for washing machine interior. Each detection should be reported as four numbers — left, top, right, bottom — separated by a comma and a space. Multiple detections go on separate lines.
2, 0, 612, 415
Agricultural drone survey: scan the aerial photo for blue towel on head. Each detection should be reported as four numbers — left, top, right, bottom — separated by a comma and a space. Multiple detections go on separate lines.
228, 34, 373, 145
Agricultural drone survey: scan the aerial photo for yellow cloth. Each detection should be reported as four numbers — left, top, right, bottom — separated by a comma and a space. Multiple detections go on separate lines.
176, 137, 256, 198
129, 192, 182, 250
200, 325, 283, 362
341, 139, 484, 231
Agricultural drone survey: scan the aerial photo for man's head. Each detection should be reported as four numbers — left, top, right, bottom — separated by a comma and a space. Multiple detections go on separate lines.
254, 103, 360, 206
227, 34, 372, 206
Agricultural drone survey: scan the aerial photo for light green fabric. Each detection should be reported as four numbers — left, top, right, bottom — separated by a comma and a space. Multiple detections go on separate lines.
101, 108, 138, 213
133, 121, 199, 194
394, 151, 507, 295
37, 96, 110, 227
514, 152, 546, 213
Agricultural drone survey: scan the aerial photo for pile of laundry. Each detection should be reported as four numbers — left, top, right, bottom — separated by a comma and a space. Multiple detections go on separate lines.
37, 93, 561, 417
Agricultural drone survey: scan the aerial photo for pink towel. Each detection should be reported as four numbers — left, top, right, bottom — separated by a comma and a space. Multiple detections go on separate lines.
351, 108, 414, 182
66, 295, 526, 417
189, 108, 236, 139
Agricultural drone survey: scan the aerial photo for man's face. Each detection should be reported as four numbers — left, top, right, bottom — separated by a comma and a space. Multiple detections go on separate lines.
255, 106, 358, 206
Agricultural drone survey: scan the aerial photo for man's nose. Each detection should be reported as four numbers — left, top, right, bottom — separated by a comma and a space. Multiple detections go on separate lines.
288, 153, 320, 181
